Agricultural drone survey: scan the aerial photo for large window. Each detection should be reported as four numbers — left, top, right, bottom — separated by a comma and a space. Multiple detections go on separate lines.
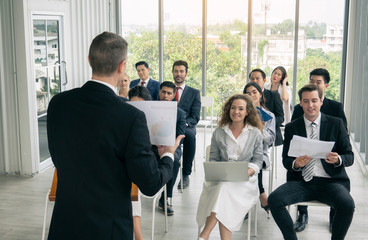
298, 0, 346, 102
121, 0, 159, 81
120, 0, 347, 112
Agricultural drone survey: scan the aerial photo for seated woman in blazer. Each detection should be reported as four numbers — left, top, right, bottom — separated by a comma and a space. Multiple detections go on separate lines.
244, 82, 276, 214
196, 94, 264, 240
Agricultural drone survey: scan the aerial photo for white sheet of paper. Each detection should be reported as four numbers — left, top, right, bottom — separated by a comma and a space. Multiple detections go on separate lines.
128, 101, 177, 146
288, 135, 335, 159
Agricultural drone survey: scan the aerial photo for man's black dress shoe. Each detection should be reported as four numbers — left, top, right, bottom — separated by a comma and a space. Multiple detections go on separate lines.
177, 175, 190, 189
294, 212, 308, 232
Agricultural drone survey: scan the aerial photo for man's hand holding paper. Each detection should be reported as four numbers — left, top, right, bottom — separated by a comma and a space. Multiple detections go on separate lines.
288, 135, 335, 160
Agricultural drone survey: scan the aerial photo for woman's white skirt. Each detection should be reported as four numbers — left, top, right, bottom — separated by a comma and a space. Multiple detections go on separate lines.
196, 175, 259, 232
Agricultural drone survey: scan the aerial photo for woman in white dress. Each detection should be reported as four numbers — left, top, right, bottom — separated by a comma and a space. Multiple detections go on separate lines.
264, 66, 291, 125
196, 94, 264, 240
244, 82, 276, 214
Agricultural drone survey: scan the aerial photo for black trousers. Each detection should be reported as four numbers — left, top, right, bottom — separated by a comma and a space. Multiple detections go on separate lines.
182, 127, 196, 176
268, 178, 354, 240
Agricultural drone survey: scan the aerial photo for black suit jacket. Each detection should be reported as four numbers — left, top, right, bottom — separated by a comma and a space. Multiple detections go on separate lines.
263, 88, 284, 145
130, 78, 161, 100
283, 113, 353, 190
47, 81, 173, 240
291, 97, 347, 130
177, 85, 201, 129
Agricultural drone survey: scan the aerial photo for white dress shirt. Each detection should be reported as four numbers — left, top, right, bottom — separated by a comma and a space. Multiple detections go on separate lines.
175, 83, 186, 101
90, 79, 117, 94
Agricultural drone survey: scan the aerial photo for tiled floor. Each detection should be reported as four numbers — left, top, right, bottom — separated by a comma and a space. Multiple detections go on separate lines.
0, 128, 367, 240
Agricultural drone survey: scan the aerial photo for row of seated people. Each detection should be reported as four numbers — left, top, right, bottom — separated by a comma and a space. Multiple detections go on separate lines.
119, 58, 353, 240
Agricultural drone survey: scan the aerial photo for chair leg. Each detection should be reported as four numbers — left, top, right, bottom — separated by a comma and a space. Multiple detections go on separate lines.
247, 208, 251, 240
254, 204, 257, 236
180, 155, 183, 193
42, 190, 50, 240
164, 186, 168, 233
274, 146, 278, 179
152, 196, 157, 240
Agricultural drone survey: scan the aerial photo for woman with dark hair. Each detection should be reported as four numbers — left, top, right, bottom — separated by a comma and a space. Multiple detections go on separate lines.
196, 94, 264, 240
265, 66, 291, 124
244, 82, 276, 214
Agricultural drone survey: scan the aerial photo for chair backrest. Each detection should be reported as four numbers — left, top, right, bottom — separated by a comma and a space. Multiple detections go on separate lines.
201, 96, 214, 108
49, 169, 58, 201
205, 145, 211, 162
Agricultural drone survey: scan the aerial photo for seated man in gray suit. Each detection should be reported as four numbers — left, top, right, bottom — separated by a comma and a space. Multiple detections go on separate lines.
172, 60, 201, 189
130, 61, 160, 100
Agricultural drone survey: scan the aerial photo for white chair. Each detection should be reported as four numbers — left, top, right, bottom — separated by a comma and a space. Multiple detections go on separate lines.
198, 145, 257, 240
288, 200, 329, 219
141, 185, 168, 240
271, 142, 278, 179
197, 96, 215, 160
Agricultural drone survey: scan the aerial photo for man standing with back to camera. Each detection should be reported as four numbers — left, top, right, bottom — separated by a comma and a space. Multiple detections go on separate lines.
47, 32, 183, 240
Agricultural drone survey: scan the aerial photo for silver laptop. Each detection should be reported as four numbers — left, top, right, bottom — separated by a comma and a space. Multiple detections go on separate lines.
203, 162, 249, 182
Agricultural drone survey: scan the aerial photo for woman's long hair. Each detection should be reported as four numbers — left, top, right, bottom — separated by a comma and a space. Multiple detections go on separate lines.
243, 82, 268, 110
272, 66, 288, 85
218, 94, 263, 132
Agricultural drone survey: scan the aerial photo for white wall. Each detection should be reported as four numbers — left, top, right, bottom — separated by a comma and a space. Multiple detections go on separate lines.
0, 0, 116, 175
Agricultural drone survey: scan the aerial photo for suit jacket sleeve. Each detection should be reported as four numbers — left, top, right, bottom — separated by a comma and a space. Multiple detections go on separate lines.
282, 123, 297, 172
209, 128, 222, 162
272, 91, 285, 126
187, 89, 201, 127
176, 109, 186, 136
333, 118, 353, 167
124, 110, 173, 196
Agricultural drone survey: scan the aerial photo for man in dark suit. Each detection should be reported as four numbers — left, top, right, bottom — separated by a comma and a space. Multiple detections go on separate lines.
47, 32, 183, 240
268, 84, 355, 240
245, 69, 284, 146
172, 60, 201, 189
129, 61, 160, 100
157, 81, 186, 215
291, 68, 348, 232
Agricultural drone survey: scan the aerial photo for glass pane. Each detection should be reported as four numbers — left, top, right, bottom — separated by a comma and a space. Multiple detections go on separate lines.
50, 65, 61, 99
163, 0, 202, 90
47, 20, 60, 65
38, 115, 50, 162
33, 20, 47, 66
121, 0, 159, 81
298, 0, 345, 102
207, 0, 248, 114
35, 68, 49, 115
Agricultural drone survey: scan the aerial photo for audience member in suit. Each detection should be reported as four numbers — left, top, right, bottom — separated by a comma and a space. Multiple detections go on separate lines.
47, 32, 183, 240
172, 60, 201, 189
244, 82, 276, 215
244, 69, 284, 146
291, 68, 348, 233
129, 61, 160, 100
268, 84, 355, 240
196, 94, 264, 240
157, 81, 186, 215
128, 86, 153, 240
118, 73, 130, 101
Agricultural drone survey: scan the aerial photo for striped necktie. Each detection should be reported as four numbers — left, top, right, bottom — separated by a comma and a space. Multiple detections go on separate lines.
303, 122, 317, 182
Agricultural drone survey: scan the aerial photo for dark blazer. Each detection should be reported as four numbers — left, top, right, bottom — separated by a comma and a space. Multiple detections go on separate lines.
130, 78, 160, 100
176, 107, 186, 136
177, 85, 201, 129
47, 81, 173, 240
263, 88, 284, 146
291, 97, 347, 130
283, 113, 353, 190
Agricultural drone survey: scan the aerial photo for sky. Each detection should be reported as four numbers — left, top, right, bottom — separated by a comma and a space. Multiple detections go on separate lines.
121, 0, 345, 27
